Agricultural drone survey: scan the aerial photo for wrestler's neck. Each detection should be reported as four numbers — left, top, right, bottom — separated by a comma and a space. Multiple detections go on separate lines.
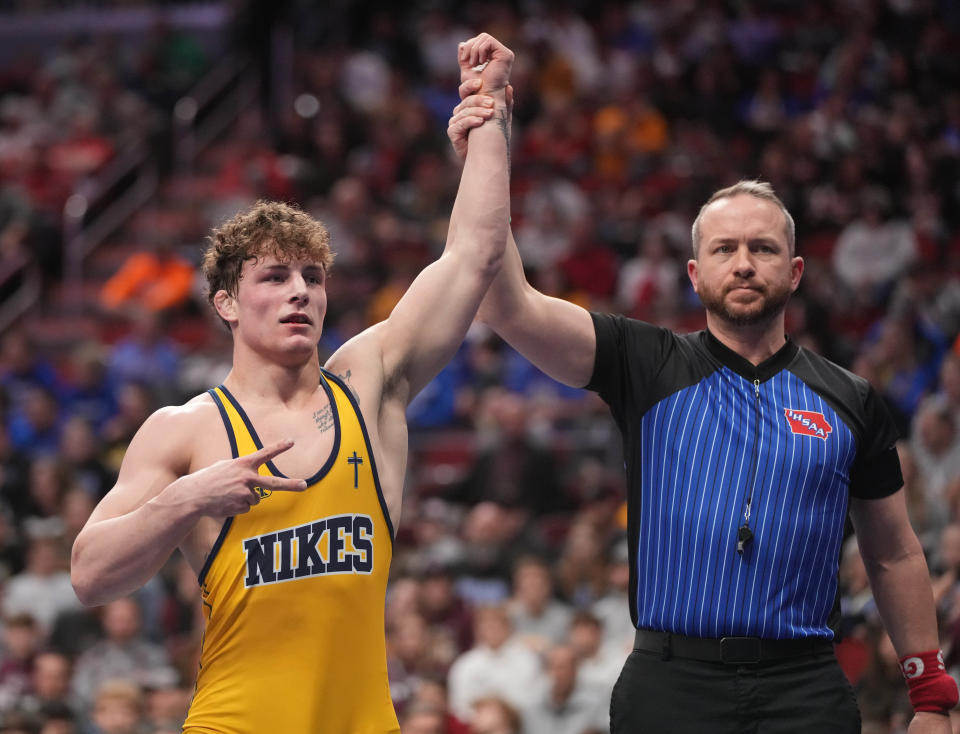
705, 311, 788, 367
225, 341, 322, 404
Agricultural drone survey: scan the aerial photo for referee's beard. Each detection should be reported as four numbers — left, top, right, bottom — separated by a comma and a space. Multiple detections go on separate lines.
698, 278, 793, 328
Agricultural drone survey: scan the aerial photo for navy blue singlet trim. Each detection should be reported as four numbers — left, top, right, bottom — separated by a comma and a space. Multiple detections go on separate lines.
198, 388, 237, 586
321, 368, 396, 544
217, 379, 341, 486
207, 388, 238, 459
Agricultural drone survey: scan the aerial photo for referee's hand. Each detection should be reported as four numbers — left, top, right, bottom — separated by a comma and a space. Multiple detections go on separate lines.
907, 711, 952, 733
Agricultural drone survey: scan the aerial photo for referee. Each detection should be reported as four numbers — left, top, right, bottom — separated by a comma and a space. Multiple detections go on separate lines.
449, 89, 955, 734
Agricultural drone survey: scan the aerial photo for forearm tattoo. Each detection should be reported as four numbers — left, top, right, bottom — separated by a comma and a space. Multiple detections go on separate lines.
496, 107, 511, 169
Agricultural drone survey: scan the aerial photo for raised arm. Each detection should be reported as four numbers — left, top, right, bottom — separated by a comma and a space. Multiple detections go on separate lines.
334, 34, 513, 403
447, 84, 596, 388
71, 403, 306, 606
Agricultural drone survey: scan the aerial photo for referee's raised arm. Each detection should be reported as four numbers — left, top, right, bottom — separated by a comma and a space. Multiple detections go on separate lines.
446, 90, 597, 389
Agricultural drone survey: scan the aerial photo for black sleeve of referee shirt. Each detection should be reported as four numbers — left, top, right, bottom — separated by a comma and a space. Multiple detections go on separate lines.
848, 383, 904, 500
585, 312, 673, 427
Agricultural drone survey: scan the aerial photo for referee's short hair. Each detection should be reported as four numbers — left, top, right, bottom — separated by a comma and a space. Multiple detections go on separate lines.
690, 179, 795, 257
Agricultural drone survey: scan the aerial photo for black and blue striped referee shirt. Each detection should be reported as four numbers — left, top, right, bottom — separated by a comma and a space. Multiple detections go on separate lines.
586, 313, 903, 641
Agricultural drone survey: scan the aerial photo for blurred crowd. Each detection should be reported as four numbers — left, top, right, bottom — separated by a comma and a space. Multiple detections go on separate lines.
1, 1, 960, 733
0, 9, 209, 285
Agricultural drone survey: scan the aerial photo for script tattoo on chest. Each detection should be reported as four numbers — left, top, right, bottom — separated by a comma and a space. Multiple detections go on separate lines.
313, 370, 359, 432
313, 405, 334, 432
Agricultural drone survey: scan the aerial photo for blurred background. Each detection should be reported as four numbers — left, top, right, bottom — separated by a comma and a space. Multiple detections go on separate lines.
0, 1, 959, 733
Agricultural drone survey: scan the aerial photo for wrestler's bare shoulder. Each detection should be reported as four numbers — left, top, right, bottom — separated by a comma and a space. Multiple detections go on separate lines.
138, 393, 221, 435
325, 323, 388, 402
127, 393, 226, 474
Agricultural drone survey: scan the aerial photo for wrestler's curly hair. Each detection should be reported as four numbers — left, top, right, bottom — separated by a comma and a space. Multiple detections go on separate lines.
202, 200, 335, 309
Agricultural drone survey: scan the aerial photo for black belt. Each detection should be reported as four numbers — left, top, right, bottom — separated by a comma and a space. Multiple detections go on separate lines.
634, 629, 833, 664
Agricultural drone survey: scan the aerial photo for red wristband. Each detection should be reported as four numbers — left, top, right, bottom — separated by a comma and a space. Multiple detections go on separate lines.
899, 650, 959, 713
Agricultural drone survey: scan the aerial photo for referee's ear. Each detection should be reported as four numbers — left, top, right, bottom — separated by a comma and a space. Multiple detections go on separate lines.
687, 259, 700, 295
790, 256, 805, 293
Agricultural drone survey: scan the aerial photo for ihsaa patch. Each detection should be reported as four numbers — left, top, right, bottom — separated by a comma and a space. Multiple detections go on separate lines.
783, 409, 832, 440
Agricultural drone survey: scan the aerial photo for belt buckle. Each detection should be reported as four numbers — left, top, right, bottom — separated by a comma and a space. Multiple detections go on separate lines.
720, 636, 761, 664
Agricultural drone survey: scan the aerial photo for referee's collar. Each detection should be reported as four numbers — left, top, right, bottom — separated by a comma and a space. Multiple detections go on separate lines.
702, 328, 798, 383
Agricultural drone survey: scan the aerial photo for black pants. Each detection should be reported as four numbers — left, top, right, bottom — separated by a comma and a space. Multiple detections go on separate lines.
610, 648, 861, 733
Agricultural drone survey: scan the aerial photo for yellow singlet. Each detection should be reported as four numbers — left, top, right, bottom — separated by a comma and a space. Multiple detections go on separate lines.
182, 370, 399, 734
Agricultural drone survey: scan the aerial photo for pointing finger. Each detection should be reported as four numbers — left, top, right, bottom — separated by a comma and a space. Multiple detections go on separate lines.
246, 439, 296, 467
256, 475, 309, 492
